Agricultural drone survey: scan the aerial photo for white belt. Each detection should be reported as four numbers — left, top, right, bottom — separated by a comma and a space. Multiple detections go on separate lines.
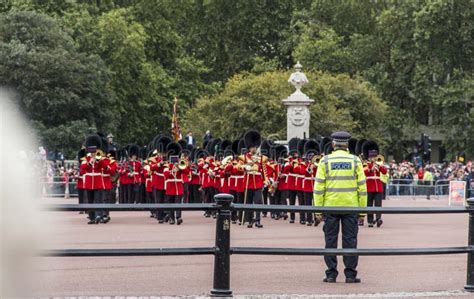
247, 172, 262, 175
303, 177, 315, 181
366, 176, 381, 180
132, 172, 139, 175
84, 173, 101, 176
102, 174, 110, 177
166, 179, 183, 183
153, 172, 165, 176
229, 175, 244, 187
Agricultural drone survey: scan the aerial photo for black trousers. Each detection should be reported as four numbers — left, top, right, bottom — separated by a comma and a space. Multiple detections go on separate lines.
273, 189, 288, 217
78, 188, 85, 204
230, 190, 243, 222
367, 192, 383, 223
84, 189, 104, 220
166, 195, 183, 220
183, 183, 189, 203
244, 189, 263, 223
127, 183, 141, 203
189, 184, 201, 203
153, 189, 166, 220
323, 214, 359, 279
288, 189, 304, 221
203, 187, 217, 216
303, 191, 314, 223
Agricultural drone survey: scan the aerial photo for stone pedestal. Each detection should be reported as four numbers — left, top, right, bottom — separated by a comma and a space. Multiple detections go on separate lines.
283, 62, 314, 140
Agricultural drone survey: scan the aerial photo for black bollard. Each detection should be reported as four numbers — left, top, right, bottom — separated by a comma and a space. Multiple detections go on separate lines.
465, 198, 474, 292
210, 193, 233, 297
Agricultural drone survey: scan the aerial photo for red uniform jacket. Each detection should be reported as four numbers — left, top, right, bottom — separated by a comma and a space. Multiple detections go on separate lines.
302, 162, 317, 193
244, 156, 264, 190
128, 160, 142, 184
200, 161, 214, 188
230, 163, 245, 193
119, 162, 129, 185
190, 163, 201, 185
151, 158, 166, 190
81, 157, 106, 190
287, 159, 303, 191
364, 162, 387, 193
164, 165, 189, 196
278, 163, 291, 191
102, 158, 117, 190
143, 164, 153, 193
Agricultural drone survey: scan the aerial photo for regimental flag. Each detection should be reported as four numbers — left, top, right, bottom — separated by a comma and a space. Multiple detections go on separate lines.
171, 97, 182, 141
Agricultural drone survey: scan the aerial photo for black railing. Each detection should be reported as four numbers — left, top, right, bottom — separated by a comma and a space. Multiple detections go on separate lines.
41, 194, 474, 296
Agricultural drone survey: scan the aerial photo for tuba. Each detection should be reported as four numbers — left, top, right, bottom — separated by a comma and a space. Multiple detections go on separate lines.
311, 155, 322, 167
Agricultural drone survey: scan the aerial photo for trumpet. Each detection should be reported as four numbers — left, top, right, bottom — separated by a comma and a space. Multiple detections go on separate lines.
291, 159, 300, 168
375, 154, 385, 166
311, 155, 322, 167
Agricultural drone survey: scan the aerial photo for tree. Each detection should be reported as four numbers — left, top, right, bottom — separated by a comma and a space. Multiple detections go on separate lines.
184, 70, 386, 145
0, 11, 117, 156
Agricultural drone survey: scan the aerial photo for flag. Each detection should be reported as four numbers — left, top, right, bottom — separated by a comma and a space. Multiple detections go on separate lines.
171, 97, 182, 141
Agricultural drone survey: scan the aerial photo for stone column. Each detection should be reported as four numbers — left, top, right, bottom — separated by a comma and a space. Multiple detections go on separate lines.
282, 62, 314, 141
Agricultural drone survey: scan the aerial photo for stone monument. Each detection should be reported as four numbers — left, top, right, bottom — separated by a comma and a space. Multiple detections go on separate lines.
282, 62, 314, 141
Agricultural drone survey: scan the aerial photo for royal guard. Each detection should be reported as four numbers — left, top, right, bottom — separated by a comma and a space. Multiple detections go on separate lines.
151, 136, 171, 222
200, 156, 214, 217
272, 145, 289, 220
81, 134, 107, 224
126, 145, 142, 204
76, 148, 86, 210
362, 141, 387, 228
163, 142, 187, 225
188, 149, 203, 204
242, 130, 264, 228
287, 137, 303, 224
302, 139, 320, 226
143, 156, 154, 206
229, 153, 245, 224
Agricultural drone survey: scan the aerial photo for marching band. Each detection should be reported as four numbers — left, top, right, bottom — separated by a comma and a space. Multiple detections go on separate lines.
77, 130, 386, 228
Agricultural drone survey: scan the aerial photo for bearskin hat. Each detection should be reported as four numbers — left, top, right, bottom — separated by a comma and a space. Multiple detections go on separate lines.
244, 130, 261, 149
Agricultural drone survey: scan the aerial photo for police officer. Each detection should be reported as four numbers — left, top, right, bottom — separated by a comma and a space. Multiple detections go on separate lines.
313, 131, 367, 283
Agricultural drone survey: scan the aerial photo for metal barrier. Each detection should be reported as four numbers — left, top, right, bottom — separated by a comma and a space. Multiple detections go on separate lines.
41, 195, 474, 296
387, 179, 451, 200
40, 176, 78, 198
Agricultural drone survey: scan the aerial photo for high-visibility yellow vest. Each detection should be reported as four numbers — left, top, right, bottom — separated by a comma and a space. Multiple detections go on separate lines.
380, 171, 389, 184
423, 171, 433, 182
313, 150, 367, 209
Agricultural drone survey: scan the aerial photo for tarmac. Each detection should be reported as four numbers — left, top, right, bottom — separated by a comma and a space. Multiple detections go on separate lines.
34, 196, 473, 298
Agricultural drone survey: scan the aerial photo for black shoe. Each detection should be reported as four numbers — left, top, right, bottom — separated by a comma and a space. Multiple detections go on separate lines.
300, 220, 306, 225
177, 218, 183, 225
358, 219, 364, 226
238, 221, 242, 226
289, 219, 295, 224
204, 214, 211, 218
158, 219, 164, 224
262, 213, 267, 218
307, 222, 313, 226
87, 219, 97, 225
376, 219, 383, 227
102, 216, 110, 224
247, 222, 253, 228
212, 214, 217, 219
255, 222, 263, 228
314, 219, 321, 227
323, 277, 336, 283
368, 222, 374, 228
283, 214, 288, 220
346, 277, 361, 283
94, 217, 102, 224
169, 219, 175, 225
231, 220, 237, 224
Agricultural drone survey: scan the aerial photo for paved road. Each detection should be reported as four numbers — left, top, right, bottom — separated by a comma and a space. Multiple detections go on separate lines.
35, 197, 471, 297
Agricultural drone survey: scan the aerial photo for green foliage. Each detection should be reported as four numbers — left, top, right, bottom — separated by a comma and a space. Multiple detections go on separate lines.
0, 0, 473, 159
0, 11, 117, 151
184, 70, 386, 145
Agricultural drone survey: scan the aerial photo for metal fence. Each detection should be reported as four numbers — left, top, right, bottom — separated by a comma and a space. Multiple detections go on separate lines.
40, 176, 78, 198
40, 195, 474, 296
386, 179, 451, 200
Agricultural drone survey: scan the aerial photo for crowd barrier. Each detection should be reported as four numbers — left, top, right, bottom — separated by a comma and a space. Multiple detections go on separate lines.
40, 176, 78, 198
386, 179, 451, 200
41, 194, 474, 296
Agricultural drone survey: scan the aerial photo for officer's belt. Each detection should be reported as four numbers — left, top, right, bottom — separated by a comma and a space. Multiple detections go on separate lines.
366, 176, 381, 180
84, 173, 101, 176
153, 172, 165, 176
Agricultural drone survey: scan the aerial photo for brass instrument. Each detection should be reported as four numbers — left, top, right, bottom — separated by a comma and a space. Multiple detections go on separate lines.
221, 155, 233, 168
311, 155, 322, 167
375, 154, 385, 166
291, 158, 300, 168
178, 158, 188, 170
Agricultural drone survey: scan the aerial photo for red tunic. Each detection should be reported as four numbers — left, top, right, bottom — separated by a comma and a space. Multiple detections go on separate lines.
150, 158, 166, 190
364, 162, 387, 193
102, 158, 117, 190
278, 163, 291, 191
81, 158, 107, 190
230, 163, 245, 193
164, 165, 187, 196
302, 162, 317, 192
190, 162, 201, 185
